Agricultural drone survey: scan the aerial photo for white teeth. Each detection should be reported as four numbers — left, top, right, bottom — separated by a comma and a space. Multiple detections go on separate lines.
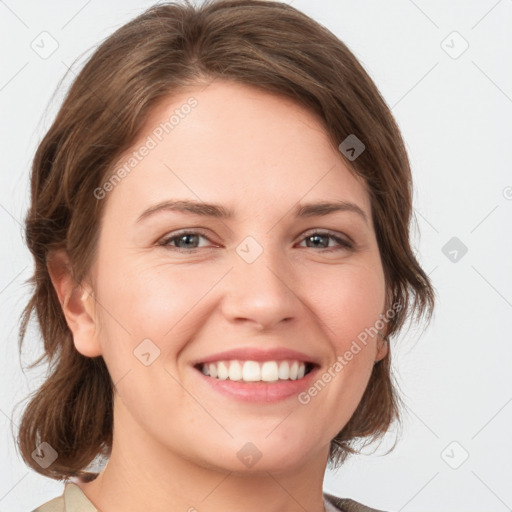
278, 361, 290, 380
199, 360, 309, 382
242, 361, 261, 381
217, 361, 229, 380
228, 360, 242, 381
261, 361, 279, 382
289, 361, 299, 380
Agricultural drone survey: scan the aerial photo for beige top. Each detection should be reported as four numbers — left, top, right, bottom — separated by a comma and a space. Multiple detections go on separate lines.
32, 483, 96, 512
32, 482, 386, 512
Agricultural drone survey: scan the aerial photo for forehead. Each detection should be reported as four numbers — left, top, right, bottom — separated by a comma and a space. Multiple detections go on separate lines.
104, 79, 371, 221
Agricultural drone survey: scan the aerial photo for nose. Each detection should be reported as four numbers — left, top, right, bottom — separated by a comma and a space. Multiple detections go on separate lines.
220, 241, 301, 331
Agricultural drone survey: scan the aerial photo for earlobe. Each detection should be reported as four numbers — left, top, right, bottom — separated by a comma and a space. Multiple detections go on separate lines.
47, 249, 103, 358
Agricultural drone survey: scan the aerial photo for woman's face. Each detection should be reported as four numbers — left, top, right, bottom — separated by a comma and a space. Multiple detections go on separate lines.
80, 80, 387, 473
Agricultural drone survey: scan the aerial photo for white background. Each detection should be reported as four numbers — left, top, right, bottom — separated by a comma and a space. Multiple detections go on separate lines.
1, 1, 511, 511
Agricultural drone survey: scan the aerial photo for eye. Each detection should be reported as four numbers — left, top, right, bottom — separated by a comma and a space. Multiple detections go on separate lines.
158, 230, 213, 252
297, 231, 354, 252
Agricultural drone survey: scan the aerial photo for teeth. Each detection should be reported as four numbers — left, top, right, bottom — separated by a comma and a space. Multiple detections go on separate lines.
217, 361, 229, 380
289, 361, 298, 380
228, 360, 242, 381
261, 361, 279, 382
243, 361, 261, 381
278, 361, 290, 380
199, 360, 309, 382
208, 363, 218, 378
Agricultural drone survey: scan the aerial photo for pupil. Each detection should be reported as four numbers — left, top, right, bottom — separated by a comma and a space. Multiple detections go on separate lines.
308, 234, 327, 248
180, 234, 197, 247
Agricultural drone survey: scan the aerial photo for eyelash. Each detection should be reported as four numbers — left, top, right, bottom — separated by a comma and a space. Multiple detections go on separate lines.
158, 229, 354, 253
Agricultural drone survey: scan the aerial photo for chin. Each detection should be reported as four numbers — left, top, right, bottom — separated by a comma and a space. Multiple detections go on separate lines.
196, 438, 318, 475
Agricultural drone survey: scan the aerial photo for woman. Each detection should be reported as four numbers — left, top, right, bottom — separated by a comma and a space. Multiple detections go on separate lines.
18, 1, 435, 511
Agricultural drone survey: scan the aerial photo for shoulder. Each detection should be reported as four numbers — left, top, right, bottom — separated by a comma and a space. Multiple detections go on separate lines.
32, 495, 64, 512
323, 491, 389, 512
31, 482, 98, 512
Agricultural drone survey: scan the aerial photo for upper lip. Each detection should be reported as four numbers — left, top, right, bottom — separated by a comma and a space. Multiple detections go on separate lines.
192, 347, 321, 367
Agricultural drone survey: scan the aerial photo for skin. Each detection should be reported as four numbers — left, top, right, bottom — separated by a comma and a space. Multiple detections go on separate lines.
49, 80, 388, 512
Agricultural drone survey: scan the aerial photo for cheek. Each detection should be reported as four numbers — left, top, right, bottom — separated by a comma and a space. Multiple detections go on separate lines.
93, 256, 225, 362
312, 260, 386, 347
307, 262, 384, 422
300, 263, 385, 426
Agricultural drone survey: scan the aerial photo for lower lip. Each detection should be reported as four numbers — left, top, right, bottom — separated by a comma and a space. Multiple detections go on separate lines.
194, 365, 320, 403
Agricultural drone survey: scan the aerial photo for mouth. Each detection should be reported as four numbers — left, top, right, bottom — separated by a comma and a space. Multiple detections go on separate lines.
193, 358, 320, 402
193, 359, 316, 383
190, 347, 321, 402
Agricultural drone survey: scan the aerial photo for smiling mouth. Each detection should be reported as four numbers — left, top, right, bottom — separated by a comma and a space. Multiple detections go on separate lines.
194, 360, 315, 382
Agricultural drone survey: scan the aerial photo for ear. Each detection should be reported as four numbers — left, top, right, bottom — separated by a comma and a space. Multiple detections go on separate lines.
374, 330, 389, 363
47, 249, 102, 358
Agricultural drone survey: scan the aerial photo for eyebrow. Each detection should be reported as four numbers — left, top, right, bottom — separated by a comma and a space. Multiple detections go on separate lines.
136, 199, 369, 225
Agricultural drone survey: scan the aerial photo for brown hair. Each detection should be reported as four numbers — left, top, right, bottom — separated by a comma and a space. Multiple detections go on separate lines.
16, 0, 435, 481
